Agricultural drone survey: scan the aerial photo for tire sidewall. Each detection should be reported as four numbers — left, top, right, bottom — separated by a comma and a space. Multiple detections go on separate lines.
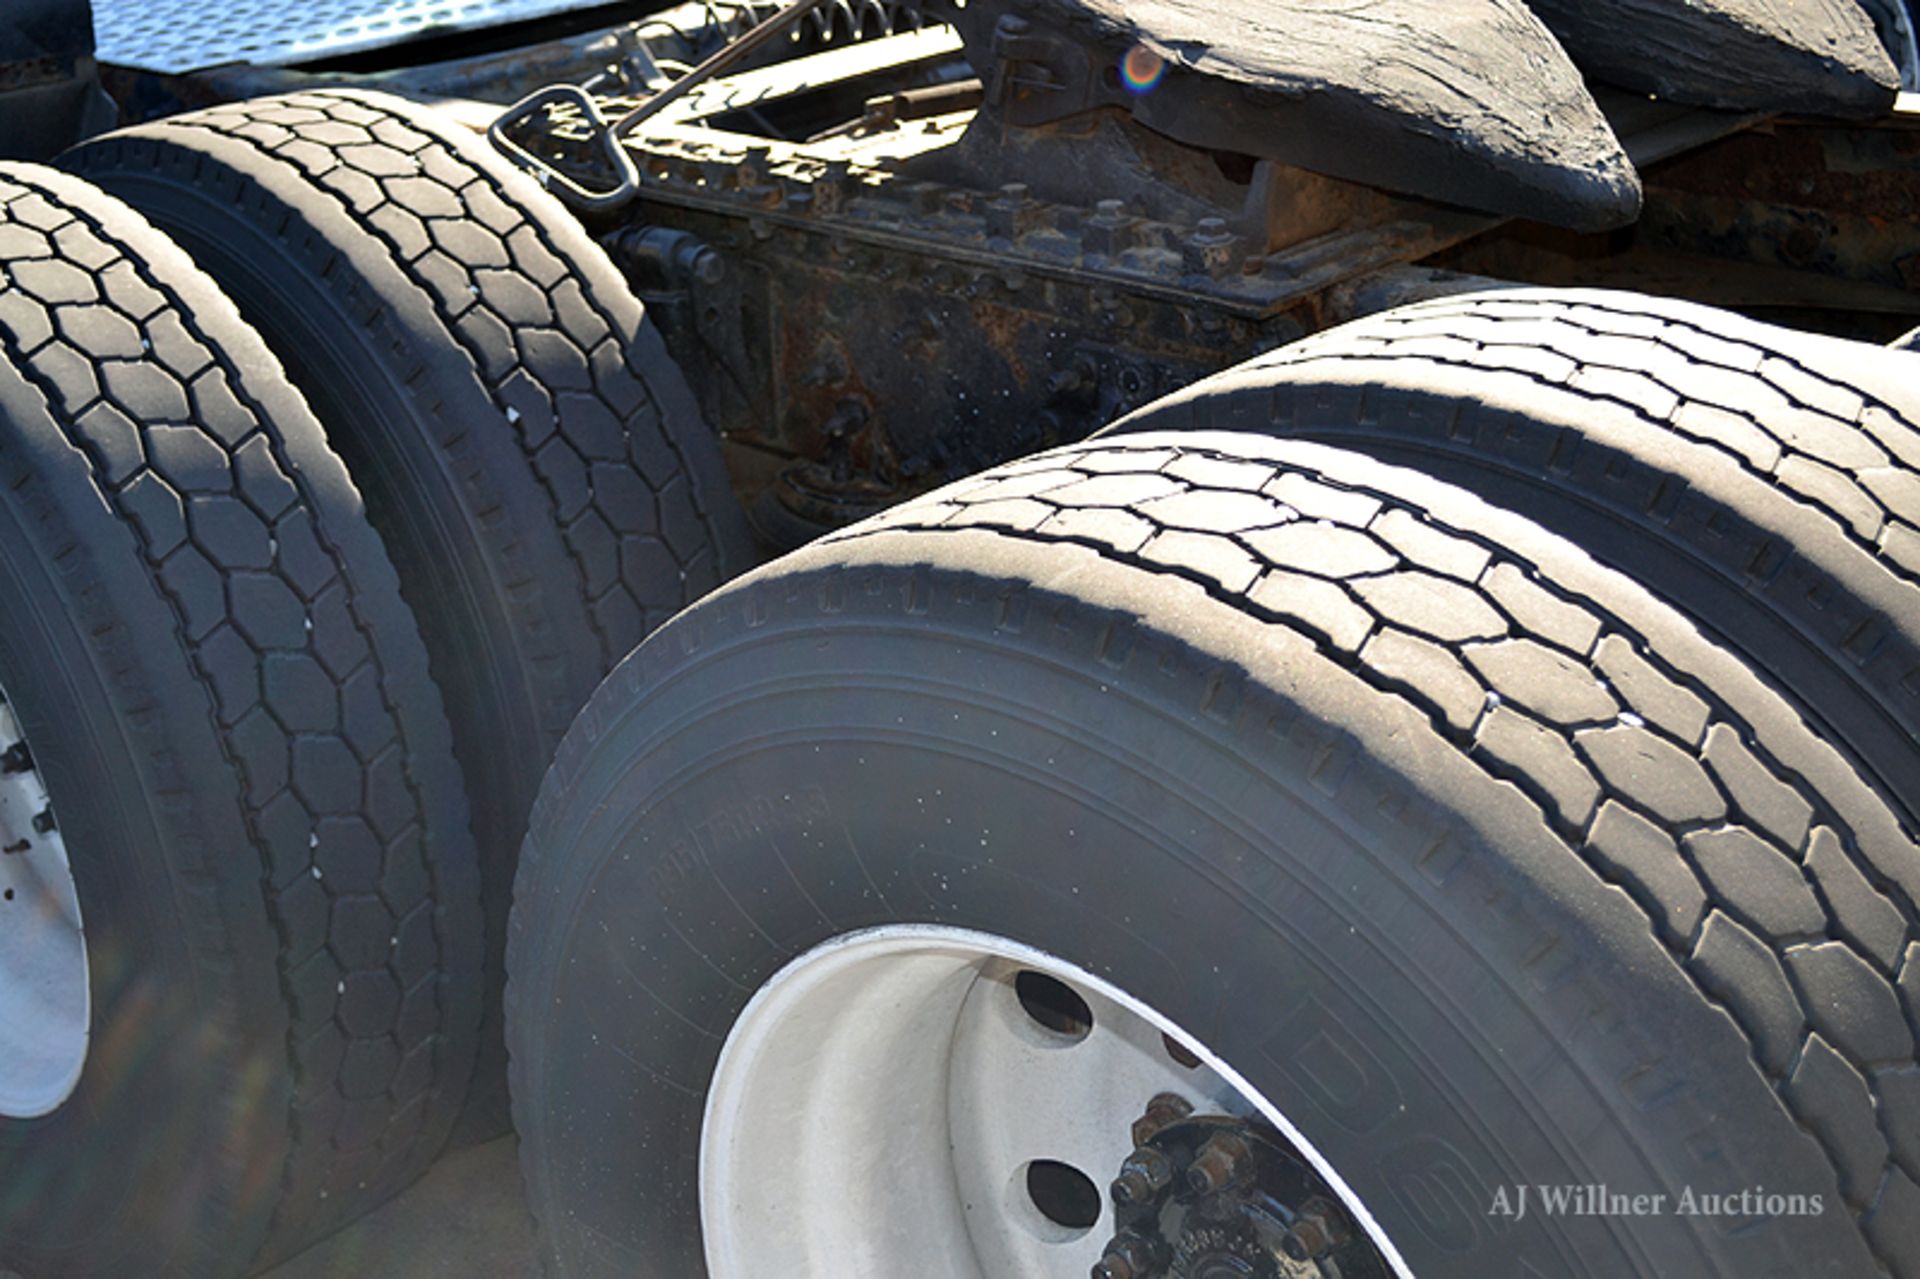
514, 569, 1842, 1278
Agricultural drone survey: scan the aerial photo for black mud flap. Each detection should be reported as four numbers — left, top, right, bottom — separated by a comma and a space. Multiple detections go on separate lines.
1528, 0, 1898, 114
943, 0, 1642, 231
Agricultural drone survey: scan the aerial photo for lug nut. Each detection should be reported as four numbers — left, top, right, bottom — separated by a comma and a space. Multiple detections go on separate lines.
1130, 1092, 1193, 1147
1281, 1196, 1350, 1262
0, 741, 32, 774
1185, 1131, 1250, 1196
1091, 1231, 1163, 1279
1110, 1146, 1174, 1206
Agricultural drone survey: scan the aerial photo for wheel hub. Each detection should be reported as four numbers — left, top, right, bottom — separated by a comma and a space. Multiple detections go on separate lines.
0, 689, 88, 1120
700, 926, 1407, 1279
1095, 1097, 1382, 1279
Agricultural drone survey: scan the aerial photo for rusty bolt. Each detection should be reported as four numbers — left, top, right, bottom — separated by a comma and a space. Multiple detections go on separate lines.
1047, 355, 1098, 399
905, 181, 943, 216
1109, 1146, 1175, 1207
1185, 1131, 1251, 1196
987, 183, 1036, 239
1130, 1092, 1193, 1148
1281, 1197, 1351, 1262
1091, 1232, 1163, 1279
812, 160, 852, 214
1184, 217, 1238, 279
1084, 198, 1133, 257
1782, 223, 1823, 267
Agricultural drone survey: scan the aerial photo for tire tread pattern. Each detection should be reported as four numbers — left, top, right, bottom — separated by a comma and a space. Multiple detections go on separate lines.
168, 90, 735, 659
1112, 290, 1920, 827
0, 164, 479, 1266
824, 433, 1920, 1273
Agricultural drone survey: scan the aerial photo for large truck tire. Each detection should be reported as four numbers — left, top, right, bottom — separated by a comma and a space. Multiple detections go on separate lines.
1103, 288, 1920, 832
65, 89, 755, 1128
506, 431, 1920, 1279
0, 164, 481, 1276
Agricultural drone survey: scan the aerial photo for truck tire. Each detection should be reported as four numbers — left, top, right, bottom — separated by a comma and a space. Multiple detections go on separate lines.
1102, 288, 1920, 831
507, 431, 1920, 1279
0, 165, 480, 1276
65, 89, 754, 1126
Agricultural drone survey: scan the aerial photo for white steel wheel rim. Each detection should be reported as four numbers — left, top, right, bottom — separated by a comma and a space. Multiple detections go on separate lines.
0, 693, 88, 1120
700, 924, 1411, 1278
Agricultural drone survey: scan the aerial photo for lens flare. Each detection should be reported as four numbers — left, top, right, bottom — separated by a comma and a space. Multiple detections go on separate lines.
1121, 43, 1167, 95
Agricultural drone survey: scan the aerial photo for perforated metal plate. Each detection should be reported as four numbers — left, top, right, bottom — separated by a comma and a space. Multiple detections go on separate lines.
93, 0, 591, 72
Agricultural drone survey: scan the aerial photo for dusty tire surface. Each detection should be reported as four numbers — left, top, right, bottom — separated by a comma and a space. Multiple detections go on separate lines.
0, 165, 481, 1276
65, 89, 754, 1127
508, 430, 1920, 1278
1103, 289, 1920, 831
